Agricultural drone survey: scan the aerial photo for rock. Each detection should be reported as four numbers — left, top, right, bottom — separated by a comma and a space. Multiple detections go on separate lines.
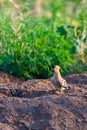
76, 118, 82, 123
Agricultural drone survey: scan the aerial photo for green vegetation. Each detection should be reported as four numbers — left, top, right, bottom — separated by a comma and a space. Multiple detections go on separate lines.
0, 0, 87, 79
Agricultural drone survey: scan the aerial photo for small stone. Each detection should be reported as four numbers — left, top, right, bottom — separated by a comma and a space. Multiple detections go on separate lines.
76, 118, 81, 123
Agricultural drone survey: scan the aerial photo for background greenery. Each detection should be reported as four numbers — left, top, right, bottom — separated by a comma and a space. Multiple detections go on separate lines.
0, 0, 87, 79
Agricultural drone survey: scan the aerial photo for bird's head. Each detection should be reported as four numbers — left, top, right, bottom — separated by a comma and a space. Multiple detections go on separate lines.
54, 65, 60, 73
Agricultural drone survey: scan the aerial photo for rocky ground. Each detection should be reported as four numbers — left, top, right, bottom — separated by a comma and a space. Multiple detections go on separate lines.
0, 72, 87, 130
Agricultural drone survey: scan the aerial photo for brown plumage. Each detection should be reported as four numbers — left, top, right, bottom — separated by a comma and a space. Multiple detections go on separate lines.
52, 65, 70, 93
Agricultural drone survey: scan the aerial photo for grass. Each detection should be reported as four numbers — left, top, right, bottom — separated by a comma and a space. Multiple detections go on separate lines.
0, 0, 87, 79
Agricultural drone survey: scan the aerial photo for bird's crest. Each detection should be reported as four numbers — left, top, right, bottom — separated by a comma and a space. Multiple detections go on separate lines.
54, 65, 60, 73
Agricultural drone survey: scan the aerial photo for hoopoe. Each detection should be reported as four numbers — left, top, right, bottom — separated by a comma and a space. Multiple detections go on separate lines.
52, 65, 70, 94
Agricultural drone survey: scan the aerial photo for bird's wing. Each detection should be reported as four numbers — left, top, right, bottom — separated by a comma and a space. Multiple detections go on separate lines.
59, 79, 67, 87
52, 78, 62, 88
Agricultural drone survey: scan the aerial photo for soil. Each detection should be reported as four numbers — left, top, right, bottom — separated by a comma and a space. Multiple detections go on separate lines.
0, 72, 87, 130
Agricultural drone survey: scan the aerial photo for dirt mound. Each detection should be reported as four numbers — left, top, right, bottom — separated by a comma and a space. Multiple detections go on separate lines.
0, 73, 87, 130
0, 72, 22, 85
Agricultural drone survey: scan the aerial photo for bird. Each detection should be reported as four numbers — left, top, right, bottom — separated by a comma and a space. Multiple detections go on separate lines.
52, 65, 70, 94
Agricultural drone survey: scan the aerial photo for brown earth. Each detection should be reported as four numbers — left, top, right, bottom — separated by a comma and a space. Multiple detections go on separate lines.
0, 72, 87, 130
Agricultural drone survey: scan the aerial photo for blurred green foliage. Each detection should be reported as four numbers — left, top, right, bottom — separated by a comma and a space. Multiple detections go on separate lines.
0, 0, 87, 79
